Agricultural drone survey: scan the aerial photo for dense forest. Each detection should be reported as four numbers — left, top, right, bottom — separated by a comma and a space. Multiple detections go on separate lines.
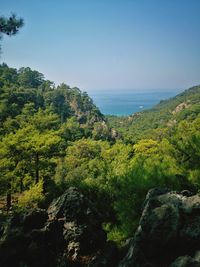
0, 63, 200, 244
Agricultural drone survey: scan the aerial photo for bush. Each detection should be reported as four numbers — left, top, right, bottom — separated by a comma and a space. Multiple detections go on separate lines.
17, 179, 44, 208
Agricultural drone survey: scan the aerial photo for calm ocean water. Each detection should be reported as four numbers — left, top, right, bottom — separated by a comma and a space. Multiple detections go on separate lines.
88, 89, 182, 116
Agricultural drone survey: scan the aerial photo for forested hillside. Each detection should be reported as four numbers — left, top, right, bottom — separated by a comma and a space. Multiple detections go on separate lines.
107, 85, 200, 143
0, 64, 200, 244
0, 64, 113, 207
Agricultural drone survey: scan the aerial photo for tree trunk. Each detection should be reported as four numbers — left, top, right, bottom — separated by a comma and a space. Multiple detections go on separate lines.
6, 183, 12, 211
35, 153, 39, 183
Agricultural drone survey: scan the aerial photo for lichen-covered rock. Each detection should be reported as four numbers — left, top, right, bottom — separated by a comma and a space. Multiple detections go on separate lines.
119, 188, 200, 267
0, 187, 115, 267
48, 187, 104, 227
47, 187, 107, 263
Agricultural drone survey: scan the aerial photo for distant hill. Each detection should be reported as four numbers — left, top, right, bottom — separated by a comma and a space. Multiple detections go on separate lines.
0, 64, 106, 134
107, 85, 200, 143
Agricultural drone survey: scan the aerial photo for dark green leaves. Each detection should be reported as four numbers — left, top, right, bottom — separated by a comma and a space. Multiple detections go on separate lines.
0, 14, 24, 36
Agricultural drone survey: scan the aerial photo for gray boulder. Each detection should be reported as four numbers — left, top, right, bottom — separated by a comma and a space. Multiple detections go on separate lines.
48, 187, 107, 262
119, 188, 200, 267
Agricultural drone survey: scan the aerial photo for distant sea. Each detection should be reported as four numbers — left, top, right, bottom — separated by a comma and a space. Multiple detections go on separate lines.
88, 89, 182, 116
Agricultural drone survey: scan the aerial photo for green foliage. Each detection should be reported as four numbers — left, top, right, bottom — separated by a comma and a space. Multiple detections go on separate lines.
172, 116, 200, 190
103, 223, 127, 246
0, 64, 107, 202
60, 117, 85, 142
0, 14, 24, 55
18, 67, 45, 88
109, 138, 183, 238
0, 14, 24, 36
55, 139, 132, 190
17, 179, 44, 208
0, 64, 105, 133
1, 63, 200, 245
92, 121, 113, 141
0, 108, 64, 197
107, 85, 200, 143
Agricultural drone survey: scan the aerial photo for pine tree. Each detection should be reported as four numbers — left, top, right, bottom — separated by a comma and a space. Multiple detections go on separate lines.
0, 14, 23, 36
0, 14, 24, 54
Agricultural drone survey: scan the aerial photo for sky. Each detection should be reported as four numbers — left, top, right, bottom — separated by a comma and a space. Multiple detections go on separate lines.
1, 0, 200, 91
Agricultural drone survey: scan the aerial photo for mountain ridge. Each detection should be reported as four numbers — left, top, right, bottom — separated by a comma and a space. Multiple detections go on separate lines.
107, 85, 200, 143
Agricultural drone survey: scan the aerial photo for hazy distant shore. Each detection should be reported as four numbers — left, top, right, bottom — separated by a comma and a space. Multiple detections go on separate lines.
89, 89, 182, 116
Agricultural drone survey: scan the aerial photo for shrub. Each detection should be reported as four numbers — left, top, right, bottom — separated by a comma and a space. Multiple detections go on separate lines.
17, 179, 44, 208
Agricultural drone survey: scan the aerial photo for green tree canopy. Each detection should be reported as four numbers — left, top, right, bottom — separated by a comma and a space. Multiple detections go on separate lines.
0, 14, 24, 54
0, 14, 23, 36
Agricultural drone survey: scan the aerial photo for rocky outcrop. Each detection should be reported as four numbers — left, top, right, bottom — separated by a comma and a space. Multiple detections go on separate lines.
47, 187, 108, 265
0, 187, 118, 267
172, 102, 191, 115
119, 188, 200, 267
2, 187, 200, 267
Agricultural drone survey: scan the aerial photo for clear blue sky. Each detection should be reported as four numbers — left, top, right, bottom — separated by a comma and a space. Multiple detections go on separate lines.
1, 0, 200, 91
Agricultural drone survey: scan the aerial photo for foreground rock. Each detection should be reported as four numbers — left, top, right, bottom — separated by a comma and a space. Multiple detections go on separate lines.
2, 187, 200, 267
119, 188, 200, 267
0, 187, 118, 267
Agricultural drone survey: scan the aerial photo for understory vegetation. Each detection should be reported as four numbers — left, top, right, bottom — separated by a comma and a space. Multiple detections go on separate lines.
0, 63, 200, 244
